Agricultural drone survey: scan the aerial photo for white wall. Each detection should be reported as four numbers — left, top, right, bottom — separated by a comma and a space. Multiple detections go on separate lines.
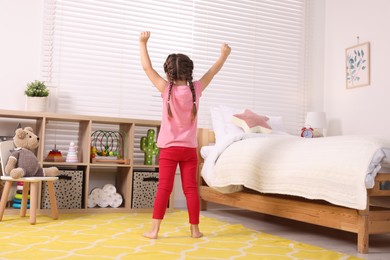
324, 0, 390, 135
306, 0, 325, 113
0, 1, 43, 111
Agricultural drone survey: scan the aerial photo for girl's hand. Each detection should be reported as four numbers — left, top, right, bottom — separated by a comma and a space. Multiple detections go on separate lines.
139, 31, 151, 43
221, 43, 231, 58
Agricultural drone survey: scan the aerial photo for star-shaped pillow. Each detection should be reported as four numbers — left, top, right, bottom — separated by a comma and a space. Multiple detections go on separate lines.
231, 109, 272, 133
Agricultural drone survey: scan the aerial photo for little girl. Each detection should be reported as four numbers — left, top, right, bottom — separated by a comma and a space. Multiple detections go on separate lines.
139, 31, 231, 239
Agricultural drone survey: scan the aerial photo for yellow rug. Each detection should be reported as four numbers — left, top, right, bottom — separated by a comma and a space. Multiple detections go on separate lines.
0, 211, 360, 260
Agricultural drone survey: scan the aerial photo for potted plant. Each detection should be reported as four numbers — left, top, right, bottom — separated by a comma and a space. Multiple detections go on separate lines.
25, 80, 50, 112
25, 80, 49, 97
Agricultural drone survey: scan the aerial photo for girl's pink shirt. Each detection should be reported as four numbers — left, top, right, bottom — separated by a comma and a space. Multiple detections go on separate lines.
157, 81, 203, 148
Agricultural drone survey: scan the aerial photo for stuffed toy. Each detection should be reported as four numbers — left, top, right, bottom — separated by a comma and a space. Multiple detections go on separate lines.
5, 127, 59, 179
140, 129, 159, 165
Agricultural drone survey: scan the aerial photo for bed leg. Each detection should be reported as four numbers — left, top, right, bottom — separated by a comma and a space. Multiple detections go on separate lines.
200, 199, 208, 211
357, 207, 369, 254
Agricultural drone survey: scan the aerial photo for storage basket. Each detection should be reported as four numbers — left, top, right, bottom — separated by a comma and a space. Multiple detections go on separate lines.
41, 170, 84, 209
131, 171, 159, 208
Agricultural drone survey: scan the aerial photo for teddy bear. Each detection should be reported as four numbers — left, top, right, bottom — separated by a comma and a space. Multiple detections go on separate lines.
5, 126, 59, 179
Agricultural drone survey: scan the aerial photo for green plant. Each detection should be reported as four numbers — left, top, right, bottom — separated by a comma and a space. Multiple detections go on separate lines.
24, 80, 49, 97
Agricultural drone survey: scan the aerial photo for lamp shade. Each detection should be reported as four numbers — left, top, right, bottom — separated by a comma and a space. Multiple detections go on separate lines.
305, 112, 327, 129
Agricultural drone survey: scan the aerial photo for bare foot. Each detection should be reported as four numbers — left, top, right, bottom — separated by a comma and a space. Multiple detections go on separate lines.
143, 219, 161, 239
142, 231, 158, 239
190, 224, 203, 238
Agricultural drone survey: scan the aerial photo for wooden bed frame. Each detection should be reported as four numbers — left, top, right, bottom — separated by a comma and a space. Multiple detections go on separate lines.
197, 128, 390, 254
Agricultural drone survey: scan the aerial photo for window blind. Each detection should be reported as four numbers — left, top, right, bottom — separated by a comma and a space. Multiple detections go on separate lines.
191, 0, 308, 129
42, 0, 308, 139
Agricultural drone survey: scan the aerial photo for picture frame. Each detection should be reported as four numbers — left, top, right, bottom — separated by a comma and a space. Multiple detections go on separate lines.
345, 42, 370, 89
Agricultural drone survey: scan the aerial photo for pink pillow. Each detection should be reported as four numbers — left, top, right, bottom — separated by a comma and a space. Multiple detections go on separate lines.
231, 109, 272, 133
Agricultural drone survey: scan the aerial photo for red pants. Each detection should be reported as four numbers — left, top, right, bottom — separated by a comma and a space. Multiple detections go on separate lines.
153, 146, 200, 224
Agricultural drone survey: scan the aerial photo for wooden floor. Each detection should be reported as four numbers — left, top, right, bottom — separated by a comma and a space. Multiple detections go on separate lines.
199, 203, 390, 260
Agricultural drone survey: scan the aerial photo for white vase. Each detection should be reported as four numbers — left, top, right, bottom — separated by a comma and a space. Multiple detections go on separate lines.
25, 96, 48, 112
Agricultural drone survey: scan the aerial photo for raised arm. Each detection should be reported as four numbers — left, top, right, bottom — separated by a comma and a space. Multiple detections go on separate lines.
199, 43, 231, 91
139, 31, 167, 93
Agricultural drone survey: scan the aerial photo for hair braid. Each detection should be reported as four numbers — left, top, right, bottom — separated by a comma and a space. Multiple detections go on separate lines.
167, 73, 174, 118
188, 77, 197, 120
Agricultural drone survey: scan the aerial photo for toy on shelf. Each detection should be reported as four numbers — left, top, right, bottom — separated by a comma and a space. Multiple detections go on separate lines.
66, 141, 79, 163
140, 129, 159, 165
45, 145, 65, 162
13, 181, 30, 209
87, 184, 123, 208
6, 126, 59, 178
90, 130, 129, 164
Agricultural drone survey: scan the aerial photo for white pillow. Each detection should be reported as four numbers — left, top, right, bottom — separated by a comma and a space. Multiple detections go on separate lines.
267, 116, 287, 133
210, 106, 288, 141
210, 105, 243, 142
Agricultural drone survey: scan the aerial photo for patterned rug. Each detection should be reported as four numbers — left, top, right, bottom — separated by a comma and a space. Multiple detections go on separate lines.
0, 211, 361, 259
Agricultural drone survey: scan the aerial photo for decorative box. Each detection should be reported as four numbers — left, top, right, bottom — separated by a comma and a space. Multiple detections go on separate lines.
41, 170, 84, 209
131, 171, 159, 208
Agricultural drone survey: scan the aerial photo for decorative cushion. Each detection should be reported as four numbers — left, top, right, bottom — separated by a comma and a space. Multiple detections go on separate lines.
231, 109, 272, 133
210, 106, 288, 142
87, 184, 123, 208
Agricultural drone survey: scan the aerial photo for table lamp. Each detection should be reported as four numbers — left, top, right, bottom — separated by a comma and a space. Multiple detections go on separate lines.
305, 112, 327, 137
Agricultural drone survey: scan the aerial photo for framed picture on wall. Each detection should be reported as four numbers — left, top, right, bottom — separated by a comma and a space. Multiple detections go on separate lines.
345, 42, 370, 89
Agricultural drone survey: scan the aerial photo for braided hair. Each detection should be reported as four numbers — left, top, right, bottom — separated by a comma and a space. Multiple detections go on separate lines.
163, 53, 197, 119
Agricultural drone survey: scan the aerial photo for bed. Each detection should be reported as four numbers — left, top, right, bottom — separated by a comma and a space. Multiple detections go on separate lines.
196, 107, 390, 254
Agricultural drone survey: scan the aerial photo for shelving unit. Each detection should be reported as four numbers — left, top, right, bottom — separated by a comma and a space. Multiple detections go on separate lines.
0, 109, 172, 214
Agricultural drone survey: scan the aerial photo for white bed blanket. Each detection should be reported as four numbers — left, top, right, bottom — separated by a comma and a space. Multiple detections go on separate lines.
201, 133, 390, 210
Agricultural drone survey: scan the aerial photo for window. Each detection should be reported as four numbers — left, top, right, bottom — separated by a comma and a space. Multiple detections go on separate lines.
42, 0, 308, 133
